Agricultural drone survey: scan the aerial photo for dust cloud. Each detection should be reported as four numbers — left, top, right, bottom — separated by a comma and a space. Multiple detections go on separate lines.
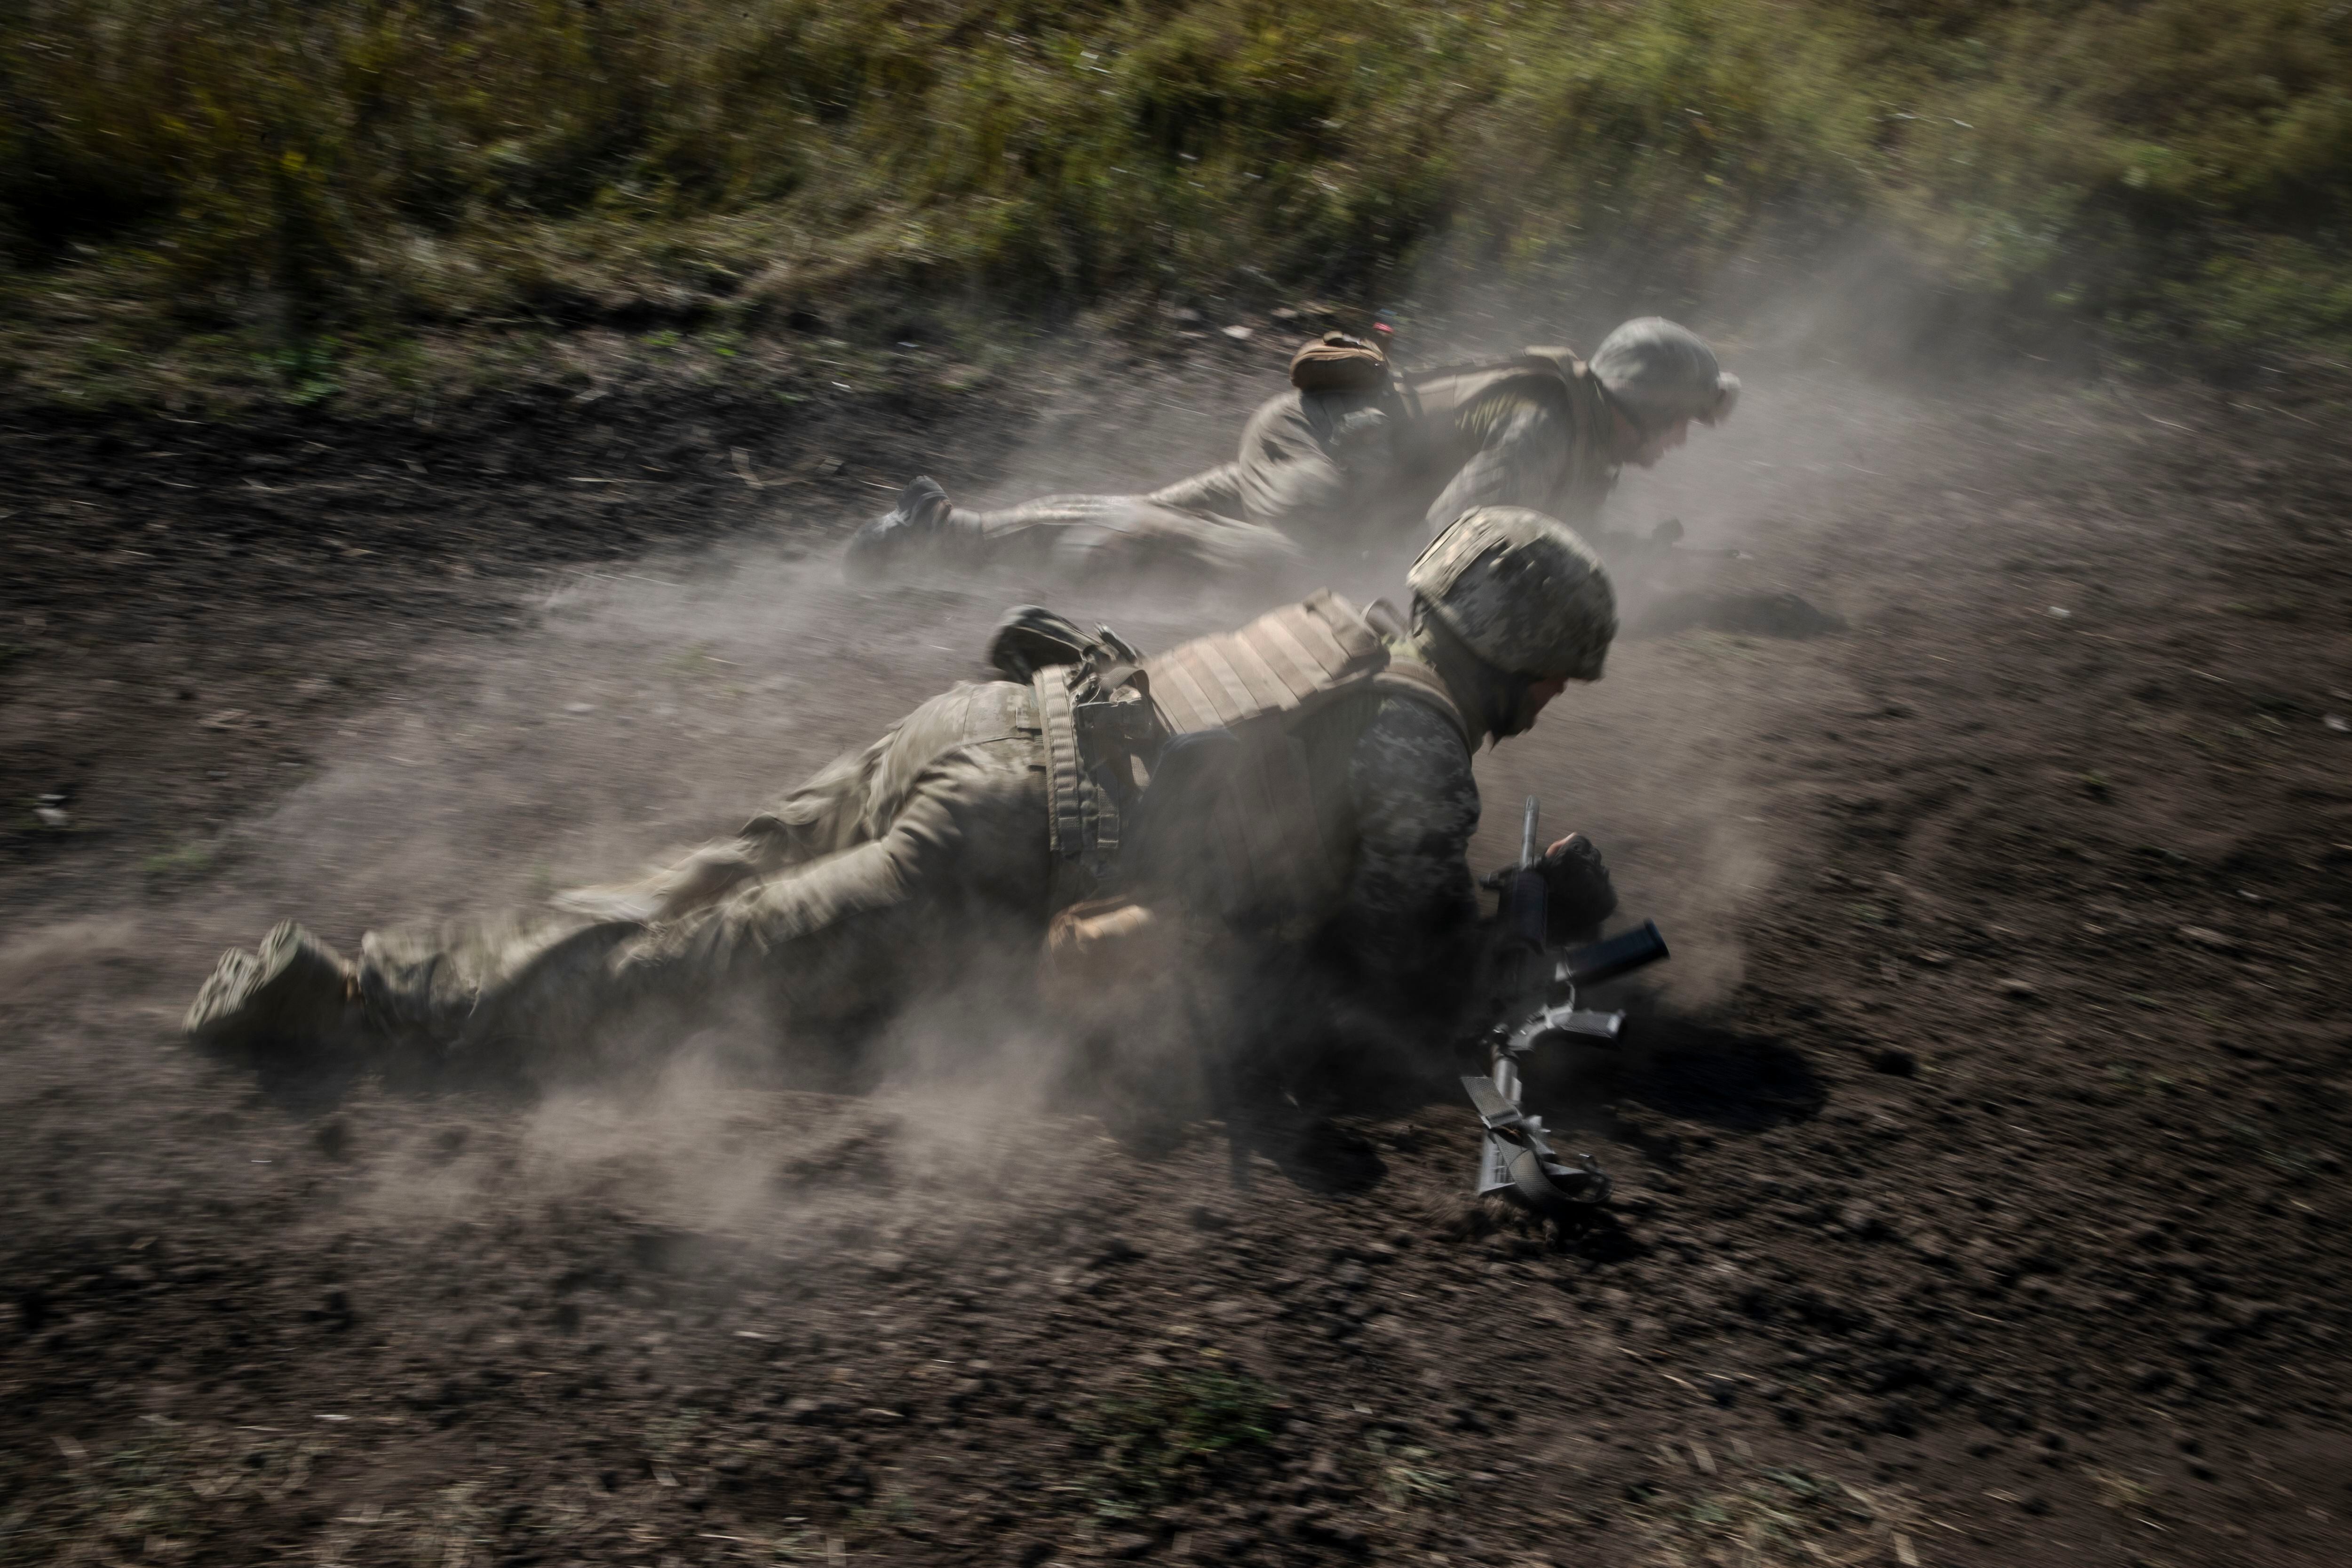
150, 305, 1949, 1233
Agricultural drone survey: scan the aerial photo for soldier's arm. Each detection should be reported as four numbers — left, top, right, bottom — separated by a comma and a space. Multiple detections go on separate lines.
1422, 392, 1576, 535
1334, 697, 1485, 1019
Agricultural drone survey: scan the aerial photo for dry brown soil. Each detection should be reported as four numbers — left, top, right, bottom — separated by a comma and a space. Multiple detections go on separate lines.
4, 323, 2351, 1568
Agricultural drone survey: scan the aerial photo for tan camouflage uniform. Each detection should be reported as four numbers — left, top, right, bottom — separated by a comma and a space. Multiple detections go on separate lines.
194, 510, 1625, 1073
918, 354, 1620, 580
352, 680, 1054, 1056
321, 642, 1489, 1064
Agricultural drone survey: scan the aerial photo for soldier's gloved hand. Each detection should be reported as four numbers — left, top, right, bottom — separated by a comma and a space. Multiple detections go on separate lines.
1539, 832, 1616, 943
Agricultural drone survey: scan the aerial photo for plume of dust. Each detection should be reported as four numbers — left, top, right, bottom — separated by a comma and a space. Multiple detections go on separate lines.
1376, 264, 1947, 1012
201, 277, 1947, 1236
185, 353, 1323, 1245
349, 970, 1123, 1246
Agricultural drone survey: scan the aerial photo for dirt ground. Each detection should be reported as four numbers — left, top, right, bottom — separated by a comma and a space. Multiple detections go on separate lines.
4, 318, 2350, 1568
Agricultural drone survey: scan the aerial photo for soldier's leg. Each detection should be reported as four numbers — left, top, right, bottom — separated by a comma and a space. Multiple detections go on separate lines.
552, 731, 890, 923
845, 471, 1300, 583
1144, 462, 1247, 517
585, 732, 1054, 1047
183, 906, 635, 1063
329, 832, 935, 1065
190, 724, 1049, 1064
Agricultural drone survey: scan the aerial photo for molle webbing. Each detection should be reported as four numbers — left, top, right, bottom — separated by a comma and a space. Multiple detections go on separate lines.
1144, 589, 1389, 735
1033, 666, 1123, 874
1145, 590, 1466, 746
1134, 594, 1470, 931
1033, 667, 1087, 862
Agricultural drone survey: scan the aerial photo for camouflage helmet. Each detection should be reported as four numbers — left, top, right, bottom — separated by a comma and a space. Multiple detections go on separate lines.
1407, 506, 1617, 680
1589, 317, 1739, 428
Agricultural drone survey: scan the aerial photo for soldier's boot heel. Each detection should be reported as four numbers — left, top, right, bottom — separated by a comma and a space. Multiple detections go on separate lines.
844, 476, 953, 581
184, 920, 362, 1057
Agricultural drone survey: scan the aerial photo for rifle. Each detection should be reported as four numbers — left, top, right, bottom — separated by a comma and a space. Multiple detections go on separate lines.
1461, 796, 1669, 1214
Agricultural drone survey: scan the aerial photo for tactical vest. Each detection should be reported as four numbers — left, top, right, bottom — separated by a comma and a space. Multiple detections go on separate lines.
1130, 591, 1469, 930
1391, 346, 1594, 426
1382, 347, 1619, 527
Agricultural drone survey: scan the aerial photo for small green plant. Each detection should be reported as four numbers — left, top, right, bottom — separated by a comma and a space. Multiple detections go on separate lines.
1080, 1367, 1281, 1517
142, 842, 217, 879
256, 335, 342, 406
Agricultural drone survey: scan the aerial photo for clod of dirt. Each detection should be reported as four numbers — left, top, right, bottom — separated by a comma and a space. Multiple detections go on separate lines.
313, 1117, 353, 1161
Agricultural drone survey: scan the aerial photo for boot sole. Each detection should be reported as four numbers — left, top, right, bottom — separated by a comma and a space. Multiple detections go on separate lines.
184, 920, 351, 1051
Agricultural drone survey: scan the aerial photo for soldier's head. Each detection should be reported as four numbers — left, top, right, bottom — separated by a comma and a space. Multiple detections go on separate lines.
1590, 317, 1739, 469
1407, 506, 1618, 740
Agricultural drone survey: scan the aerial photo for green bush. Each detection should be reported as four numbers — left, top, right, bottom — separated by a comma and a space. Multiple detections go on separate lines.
1080, 1366, 1280, 1514
2, 0, 2347, 388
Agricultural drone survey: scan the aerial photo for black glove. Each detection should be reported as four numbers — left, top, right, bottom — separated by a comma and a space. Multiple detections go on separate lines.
1540, 833, 1616, 943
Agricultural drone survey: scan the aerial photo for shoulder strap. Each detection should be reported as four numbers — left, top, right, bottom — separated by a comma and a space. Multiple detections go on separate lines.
1365, 657, 1472, 748
1032, 667, 1088, 861
1389, 352, 1584, 437
1401, 347, 1581, 390
1518, 344, 1589, 381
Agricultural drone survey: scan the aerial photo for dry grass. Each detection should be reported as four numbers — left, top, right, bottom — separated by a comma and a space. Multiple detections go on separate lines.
1637, 1460, 1931, 1568
3, 0, 2349, 405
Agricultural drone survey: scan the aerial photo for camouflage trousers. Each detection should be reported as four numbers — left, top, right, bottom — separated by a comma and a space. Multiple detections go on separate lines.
940, 384, 1581, 580
354, 682, 1054, 1057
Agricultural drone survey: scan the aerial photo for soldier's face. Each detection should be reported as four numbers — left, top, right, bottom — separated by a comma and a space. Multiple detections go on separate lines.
1627, 415, 1692, 469
1500, 675, 1572, 737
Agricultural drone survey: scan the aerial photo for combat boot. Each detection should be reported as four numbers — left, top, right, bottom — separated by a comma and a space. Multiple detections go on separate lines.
844, 476, 954, 580
184, 920, 366, 1059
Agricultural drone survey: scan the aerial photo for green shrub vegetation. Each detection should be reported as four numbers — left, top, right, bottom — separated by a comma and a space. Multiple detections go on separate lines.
4, 0, 2348, 401
1080, 1367, 1279, 1513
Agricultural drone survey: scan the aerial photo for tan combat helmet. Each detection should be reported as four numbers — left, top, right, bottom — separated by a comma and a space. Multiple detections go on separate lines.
1589, 317, 1739, 429
1407, 506, 1618, 681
